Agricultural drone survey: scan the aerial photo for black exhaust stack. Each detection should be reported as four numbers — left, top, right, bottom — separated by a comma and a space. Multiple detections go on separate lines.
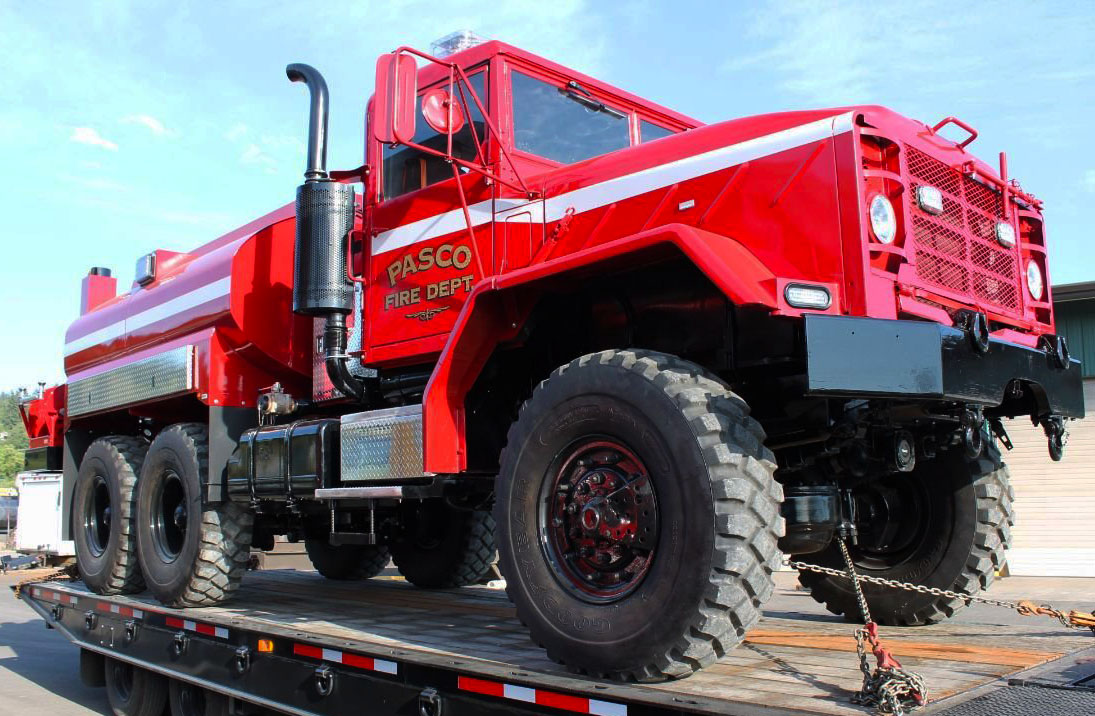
287, 63, 364, 401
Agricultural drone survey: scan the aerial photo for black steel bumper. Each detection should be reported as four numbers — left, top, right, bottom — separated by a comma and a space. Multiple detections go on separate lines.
804, 314, 1085, 418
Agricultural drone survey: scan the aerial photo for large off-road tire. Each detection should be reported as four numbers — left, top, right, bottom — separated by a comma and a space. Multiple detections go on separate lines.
389, 500, 497, 588
135, 423, 253, 607
496, 350, 783, 681
797, 444, 1014, 626
105, 657, 168, 716
72, 436, 148, 594
305, 538, 390, 580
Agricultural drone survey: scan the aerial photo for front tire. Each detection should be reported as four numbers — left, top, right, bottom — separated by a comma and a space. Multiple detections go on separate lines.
72, 436, 148, 595
496, 350, 783, 681
797, 445, 1014, 625
136, 424, 253, 607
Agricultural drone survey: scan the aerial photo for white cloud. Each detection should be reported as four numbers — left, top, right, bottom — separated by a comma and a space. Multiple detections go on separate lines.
122, 114, 172, 136
61, 173, 128, 192
225, 122, 248, 142
79, 160, 102, 170
240, 143, 277, 174
1084, 170, 1095, 194
70, 127, 118, 150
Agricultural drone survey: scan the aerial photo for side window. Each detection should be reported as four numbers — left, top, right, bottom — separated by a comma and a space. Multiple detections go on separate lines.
640, 120, 675, 143
382, 70, 488, 199
510, 70, 630, 164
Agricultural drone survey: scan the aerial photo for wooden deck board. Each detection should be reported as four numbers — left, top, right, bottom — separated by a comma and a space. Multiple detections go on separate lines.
30, 570, 1095, 716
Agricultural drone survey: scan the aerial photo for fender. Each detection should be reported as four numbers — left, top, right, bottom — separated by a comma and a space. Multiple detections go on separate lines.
422, 222, 779, 473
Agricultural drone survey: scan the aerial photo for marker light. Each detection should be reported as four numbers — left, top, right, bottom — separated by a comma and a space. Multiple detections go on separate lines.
784, 284, 832, 310
869, 194, 897, 244
1026, 260, 1044, 301
916, 185, 944, 215
995, 222, 1017, 248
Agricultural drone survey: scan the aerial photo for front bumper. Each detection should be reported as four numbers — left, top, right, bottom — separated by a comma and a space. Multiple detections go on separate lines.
804, 314, 1084, 418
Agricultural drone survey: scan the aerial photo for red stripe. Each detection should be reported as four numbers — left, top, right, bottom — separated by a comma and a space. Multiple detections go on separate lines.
195, 623, 216, 636
293, 644, 323, 659
457, 676, 505, 698
342, 653, 375, 670
165, 617, 184, 628
97, 602, 111, 612
537, 690, 591, 713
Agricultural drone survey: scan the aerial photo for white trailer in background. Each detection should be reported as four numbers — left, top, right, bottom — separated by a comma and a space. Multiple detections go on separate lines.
15, 470, 74, 561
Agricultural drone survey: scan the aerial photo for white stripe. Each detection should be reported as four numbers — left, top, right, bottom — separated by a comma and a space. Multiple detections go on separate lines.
132, 609, 143, 619
372, 200, 493, 256
321, 648, 343, 663
373, 659, 398, 674
589, 700, 627, 716
502, 684, 537, 703
369, 112, 852, 257
183, 620, 196, 632
68, 596, 78, 605
214, 626, 229, 639
110, 604, 120, 613
65, 276, 232, 356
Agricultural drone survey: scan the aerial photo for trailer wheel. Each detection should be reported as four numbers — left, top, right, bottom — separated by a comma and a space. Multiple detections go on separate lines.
797, 444, 1014, 625
104, 657, 168, 716
136, 424, 253, 607
72, 436, 148, 594
168, 679, 229, 716
496, 350, 783, 681
305, 538, 390, 580
389, 500, 497, 588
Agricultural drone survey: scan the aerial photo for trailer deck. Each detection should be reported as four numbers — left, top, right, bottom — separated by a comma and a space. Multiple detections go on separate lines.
16, 569, 1095, 715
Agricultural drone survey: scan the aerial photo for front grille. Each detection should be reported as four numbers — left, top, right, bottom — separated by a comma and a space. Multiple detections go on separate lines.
904, 146, 1021, 314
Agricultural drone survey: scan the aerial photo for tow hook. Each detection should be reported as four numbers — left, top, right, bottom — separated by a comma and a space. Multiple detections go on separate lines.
957, 310, 990, 353
419, 687, 443, 716
1040, 334, 1071, 370
1041, 416, 1067, 462
961, 407, 985, 458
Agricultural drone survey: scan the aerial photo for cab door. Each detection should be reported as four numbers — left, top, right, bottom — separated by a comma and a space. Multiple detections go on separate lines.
365, 68, 493, 363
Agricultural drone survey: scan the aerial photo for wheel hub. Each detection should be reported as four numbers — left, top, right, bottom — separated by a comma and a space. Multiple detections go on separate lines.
541, 440, 658, 602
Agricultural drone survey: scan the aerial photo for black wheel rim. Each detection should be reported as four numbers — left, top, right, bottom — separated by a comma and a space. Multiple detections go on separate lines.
152, 469, 188, 563
111, 661, 134, 701
538, 438, 658, 603
851, 473, 932, 571
84, 474, 112, 558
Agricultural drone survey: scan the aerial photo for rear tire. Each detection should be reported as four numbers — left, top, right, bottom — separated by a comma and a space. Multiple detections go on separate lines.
496, 350, 783, 681
72, 436, 148, 595
797, 444, 1014, 625
305, 538, 390, 580
136, 423, 253, 607
389, 500, 497, 588
104, 658, 167, 716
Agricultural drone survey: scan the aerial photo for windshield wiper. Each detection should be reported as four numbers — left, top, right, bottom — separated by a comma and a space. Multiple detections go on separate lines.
561, 80, 626, 119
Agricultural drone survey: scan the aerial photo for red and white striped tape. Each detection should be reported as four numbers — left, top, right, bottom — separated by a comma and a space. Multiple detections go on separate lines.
293, 643, 399, 675
33, 587, 79, 606
97, 601, 144, 619
165, 616, 229, 639
458, 676, 626, 716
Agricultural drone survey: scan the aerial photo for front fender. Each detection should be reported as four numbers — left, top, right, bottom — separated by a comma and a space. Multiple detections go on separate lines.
422, 223, 780, 473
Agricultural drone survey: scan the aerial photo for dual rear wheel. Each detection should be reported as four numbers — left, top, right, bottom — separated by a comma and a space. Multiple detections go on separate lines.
74, 424, 253, 606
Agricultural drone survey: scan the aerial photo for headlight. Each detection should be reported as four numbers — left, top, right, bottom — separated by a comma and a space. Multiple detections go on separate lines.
784, 284, 832, 310
995, 222, 1016, 248
869, 194, 897, 244
1025, 260, 1044, 301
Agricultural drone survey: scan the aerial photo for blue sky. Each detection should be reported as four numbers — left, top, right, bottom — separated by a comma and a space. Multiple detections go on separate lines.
1, 1, 1093, 391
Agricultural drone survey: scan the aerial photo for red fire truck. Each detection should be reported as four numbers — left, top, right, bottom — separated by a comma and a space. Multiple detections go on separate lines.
20, 34, 1083, 684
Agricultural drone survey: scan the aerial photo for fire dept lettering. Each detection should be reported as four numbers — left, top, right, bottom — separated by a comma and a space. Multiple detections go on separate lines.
386, 243, 472, 287
384, 275, 475, 310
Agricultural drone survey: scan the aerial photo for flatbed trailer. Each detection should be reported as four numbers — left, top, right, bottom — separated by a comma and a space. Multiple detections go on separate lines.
13, 570, 1095, 716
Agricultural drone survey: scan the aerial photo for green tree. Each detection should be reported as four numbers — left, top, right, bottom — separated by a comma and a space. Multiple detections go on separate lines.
0, 391, 31, 488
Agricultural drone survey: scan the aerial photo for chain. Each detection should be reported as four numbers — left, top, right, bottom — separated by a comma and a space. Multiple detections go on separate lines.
12, 561, 78, 600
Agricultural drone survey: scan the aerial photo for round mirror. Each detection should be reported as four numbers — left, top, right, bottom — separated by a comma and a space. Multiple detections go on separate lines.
421, 87, 466, 135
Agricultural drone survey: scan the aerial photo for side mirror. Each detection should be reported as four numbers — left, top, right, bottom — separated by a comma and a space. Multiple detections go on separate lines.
373, 53, 418, 145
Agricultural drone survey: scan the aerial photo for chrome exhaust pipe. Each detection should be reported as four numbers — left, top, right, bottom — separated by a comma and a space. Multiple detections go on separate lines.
286, 63, 330, 182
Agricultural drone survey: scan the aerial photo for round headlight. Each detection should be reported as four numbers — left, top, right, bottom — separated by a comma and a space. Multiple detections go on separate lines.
1026, 260, 1044, 301
869, 194, 897, 244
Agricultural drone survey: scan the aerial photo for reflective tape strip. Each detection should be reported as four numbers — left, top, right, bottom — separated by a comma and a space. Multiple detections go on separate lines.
371, 111, 853, 257
457, 676, 626, 715
163, 616, 228, 639
292, 643, 399, 675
